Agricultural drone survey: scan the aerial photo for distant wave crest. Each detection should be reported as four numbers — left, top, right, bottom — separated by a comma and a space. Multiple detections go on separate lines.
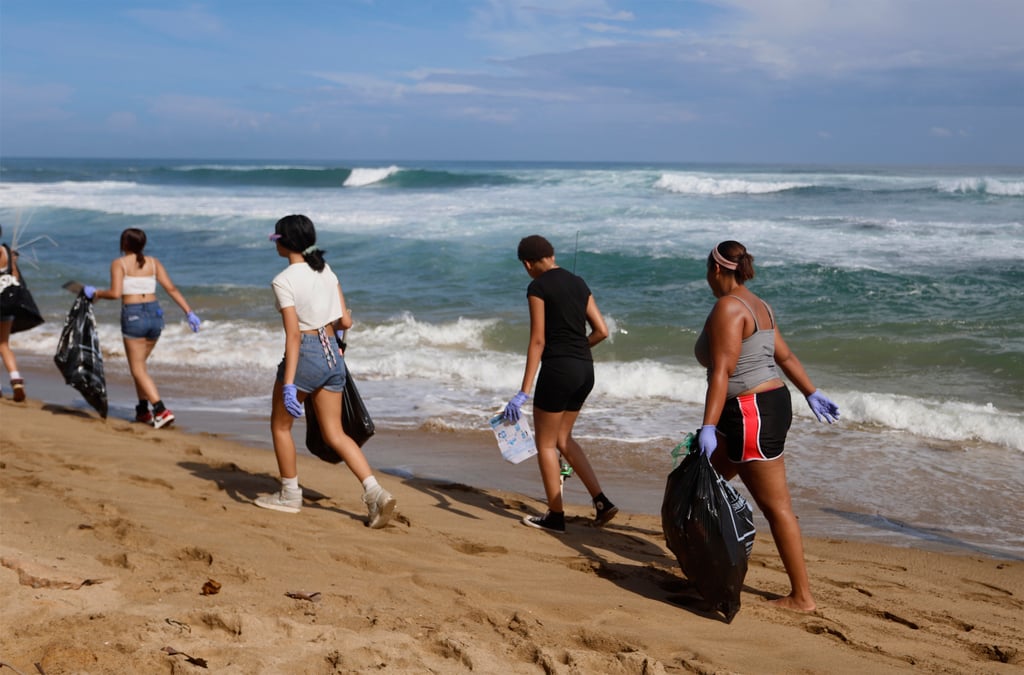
654, 173, 810, 195
343, 166, 403, 187
938, 177, 1024, 197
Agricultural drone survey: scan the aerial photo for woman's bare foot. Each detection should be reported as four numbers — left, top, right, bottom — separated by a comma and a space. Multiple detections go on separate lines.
768, 594, 816, 612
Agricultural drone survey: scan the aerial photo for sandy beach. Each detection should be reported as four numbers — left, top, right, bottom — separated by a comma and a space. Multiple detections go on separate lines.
1, 393, 1021, 675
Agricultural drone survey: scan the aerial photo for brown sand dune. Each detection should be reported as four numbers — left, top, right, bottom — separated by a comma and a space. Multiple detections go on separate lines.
1, 398, 1021, 674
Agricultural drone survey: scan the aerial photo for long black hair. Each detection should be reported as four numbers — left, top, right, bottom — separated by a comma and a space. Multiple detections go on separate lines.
274, 214, 327, 272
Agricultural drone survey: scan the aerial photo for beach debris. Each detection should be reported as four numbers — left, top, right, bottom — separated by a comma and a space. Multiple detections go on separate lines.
0, 555, 103, 590
161, 646, 208, 669
200, 579, 221, 595
285, 590, 322, 603
165, 618, 192, 633
0, 659, 32, 675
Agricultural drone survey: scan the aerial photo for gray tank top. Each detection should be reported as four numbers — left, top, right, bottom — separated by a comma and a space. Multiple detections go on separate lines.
695, 295, 779, 398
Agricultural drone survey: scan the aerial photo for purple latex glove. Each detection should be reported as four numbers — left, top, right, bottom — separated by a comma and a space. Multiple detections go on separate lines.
186, 311, 201, 333
698, 424, 718, 458
282, 384, 303, 418
83, 285, 96, 300
502, 391, 530, 423
806, 390, 840, 424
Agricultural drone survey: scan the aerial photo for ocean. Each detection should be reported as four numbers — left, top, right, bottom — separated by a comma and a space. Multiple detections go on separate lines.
2, 157, 1022, 558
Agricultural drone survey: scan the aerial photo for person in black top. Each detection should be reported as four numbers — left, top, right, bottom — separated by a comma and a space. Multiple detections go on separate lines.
502, 235, 617, 533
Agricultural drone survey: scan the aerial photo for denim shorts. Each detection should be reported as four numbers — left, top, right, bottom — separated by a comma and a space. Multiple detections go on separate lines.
121, 301, 164, 340
276, 333, 346, 393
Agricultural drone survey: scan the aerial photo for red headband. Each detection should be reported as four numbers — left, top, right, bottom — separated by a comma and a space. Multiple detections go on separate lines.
711, 246, 738, 271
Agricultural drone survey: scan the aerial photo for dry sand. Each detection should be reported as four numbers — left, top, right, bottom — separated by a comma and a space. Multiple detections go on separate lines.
1, 397, 1021, 674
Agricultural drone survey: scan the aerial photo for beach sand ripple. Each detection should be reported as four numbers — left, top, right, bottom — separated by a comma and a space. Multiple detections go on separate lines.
1, 398, 1022, 674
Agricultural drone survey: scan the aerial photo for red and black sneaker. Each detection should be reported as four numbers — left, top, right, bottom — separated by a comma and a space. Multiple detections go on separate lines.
152, 409, 175, 429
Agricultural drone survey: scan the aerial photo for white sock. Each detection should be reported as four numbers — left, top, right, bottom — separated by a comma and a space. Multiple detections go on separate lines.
361, 475, 380, 494
10, 370, 21, 380
281, 476, 300, 494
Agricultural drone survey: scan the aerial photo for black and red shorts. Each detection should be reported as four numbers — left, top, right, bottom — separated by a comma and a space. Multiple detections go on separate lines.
719, 385, 793, 463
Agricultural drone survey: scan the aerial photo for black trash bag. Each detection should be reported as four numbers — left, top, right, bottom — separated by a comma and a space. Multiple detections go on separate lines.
661, 437, 755, 622
53, 293, 108, 418
0, 244, 44, 334
305, 360, 375, 463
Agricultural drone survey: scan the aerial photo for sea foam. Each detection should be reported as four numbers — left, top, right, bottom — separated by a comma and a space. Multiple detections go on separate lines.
654, 173, 809, 195
344, 166, 402, 187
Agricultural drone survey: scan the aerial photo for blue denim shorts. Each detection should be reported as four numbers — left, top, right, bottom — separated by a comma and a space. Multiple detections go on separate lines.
121, 301, 164, 340
276, 333, 346, 393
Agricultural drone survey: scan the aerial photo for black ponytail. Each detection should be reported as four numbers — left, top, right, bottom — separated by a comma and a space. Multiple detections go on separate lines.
273, 214, 327, 272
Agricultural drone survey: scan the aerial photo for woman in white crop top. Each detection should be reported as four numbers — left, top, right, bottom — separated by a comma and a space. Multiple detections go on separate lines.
84, 228, 200, 428
695, 240, 839, 612
253, 214, 396, 530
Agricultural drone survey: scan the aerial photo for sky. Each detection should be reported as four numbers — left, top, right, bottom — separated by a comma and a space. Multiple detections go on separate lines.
1, 0, 1022, 165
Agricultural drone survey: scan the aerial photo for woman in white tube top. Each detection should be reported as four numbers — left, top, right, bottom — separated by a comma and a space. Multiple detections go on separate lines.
84, 228, 200, 428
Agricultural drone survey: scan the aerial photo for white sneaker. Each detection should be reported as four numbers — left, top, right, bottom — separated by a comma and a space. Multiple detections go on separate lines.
363, 487, 396, 529
254, 490, 302, 514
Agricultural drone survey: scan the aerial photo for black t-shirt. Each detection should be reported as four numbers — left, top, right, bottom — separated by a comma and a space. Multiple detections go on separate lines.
527, 267, 593, 362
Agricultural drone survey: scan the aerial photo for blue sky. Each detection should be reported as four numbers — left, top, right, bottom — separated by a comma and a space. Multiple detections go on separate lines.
2, 0, 1022, 164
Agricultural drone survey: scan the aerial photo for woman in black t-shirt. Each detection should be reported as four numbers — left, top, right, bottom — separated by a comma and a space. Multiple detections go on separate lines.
502, 235, 617, 534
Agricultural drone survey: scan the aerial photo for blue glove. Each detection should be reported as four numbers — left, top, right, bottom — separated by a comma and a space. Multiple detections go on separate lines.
807, 390, 840, 424
698, 424, 718, 458
186, 311, 201, 333
502, 391, 530, 423
83, 285, 96, 300
282, 384, 303, 418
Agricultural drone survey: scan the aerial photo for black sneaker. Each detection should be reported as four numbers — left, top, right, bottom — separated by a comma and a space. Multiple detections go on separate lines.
594, 496, 619, 527
522, 510, 566, 534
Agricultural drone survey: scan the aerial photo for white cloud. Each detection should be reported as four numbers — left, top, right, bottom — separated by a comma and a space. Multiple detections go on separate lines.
930, 126, 952, 137
414, 82, 482, 95
450, 106, 519, 123
309, 72, 407, 101
704, 0, 1024, 76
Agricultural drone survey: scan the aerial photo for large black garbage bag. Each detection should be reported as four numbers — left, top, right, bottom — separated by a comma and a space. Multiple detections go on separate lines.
53, 293, 108, 418
0, 244, 44, 334
305, 361, 375, 463
661, 443, 755, 622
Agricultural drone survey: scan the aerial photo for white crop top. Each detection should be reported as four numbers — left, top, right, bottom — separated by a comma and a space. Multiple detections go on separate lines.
121, 259, 157, 295
271, 262, 344, 331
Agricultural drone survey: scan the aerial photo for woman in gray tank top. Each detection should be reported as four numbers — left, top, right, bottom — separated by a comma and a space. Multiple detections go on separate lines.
694, 240, 839, 612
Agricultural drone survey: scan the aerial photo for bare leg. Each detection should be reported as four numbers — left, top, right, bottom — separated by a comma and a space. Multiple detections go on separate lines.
310, 388, 373, 483
0, 320, 18, 375
737, 457, 816, 611
269, 379, 298, 478
123, 337, 160, 403
552, 410, 604, 499
532, 408, 567, 512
